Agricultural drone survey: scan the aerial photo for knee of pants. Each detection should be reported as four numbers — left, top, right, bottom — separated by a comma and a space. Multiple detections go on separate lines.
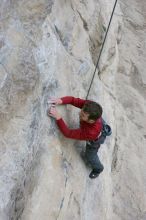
90, 160, 104, 172
94, 163, 104, 173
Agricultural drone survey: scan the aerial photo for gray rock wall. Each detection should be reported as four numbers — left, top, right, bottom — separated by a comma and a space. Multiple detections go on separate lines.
0, 0, 146, 220
111, 0, 146, 219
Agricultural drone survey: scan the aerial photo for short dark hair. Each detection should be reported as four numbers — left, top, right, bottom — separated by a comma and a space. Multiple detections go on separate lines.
82, 101, 102, 120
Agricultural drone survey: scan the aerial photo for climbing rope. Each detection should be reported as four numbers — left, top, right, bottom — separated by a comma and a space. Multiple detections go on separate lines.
86, 0, 118, 100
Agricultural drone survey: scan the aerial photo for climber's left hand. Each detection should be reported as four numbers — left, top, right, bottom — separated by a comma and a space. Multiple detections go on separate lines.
48, 106, 61, 120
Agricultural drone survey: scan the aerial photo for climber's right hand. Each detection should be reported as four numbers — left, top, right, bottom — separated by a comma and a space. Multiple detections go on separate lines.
48, 98, 63, 105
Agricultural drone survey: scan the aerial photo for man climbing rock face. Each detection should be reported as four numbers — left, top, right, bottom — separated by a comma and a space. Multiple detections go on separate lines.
48, 96, 104, 179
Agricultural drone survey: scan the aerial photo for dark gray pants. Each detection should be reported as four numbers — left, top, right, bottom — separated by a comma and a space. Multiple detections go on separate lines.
85, 141, 104, 174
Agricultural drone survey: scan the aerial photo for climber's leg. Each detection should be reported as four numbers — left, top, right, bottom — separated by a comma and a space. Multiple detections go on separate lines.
85, 142, 104, 178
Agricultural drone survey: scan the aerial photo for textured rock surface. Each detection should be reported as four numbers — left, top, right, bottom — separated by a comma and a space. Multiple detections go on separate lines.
0, 0, 146, 220
111, 0, 146, 219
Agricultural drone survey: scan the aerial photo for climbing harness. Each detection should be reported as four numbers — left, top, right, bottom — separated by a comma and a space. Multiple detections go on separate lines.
86, 0, 118, 100
87, 118, 112, 148
97, 118, 112, 145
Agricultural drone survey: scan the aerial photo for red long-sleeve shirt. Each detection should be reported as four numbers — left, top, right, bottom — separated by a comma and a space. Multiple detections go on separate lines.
56, 96, 102, 141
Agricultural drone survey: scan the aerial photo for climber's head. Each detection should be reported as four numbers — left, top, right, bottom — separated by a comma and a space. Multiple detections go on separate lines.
79, 101, 102, 123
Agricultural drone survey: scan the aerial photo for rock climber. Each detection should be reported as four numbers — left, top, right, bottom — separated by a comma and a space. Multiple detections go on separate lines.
48, 96, 104, 179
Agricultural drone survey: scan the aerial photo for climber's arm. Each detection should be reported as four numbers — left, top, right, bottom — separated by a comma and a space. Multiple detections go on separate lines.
48, 106, 97, 140
56, 118, 97, 140
61, 96, 86, 109
49, 96, 87, 109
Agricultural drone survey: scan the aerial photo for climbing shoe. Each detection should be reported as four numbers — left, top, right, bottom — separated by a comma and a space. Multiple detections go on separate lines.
89, 170, 100, 179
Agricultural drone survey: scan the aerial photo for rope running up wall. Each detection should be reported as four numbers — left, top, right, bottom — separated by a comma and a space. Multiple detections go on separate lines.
86, 0, 118, 100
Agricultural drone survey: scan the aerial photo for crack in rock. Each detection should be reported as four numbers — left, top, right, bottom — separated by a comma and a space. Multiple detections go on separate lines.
77, 10, 88, 31
74, 196, 81, 216
111, 137, 119, 172
56, 197, 65, 220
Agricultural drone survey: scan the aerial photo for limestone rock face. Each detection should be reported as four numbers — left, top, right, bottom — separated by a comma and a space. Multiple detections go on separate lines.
0, 0, 146, 220
110, 0, 146, 220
